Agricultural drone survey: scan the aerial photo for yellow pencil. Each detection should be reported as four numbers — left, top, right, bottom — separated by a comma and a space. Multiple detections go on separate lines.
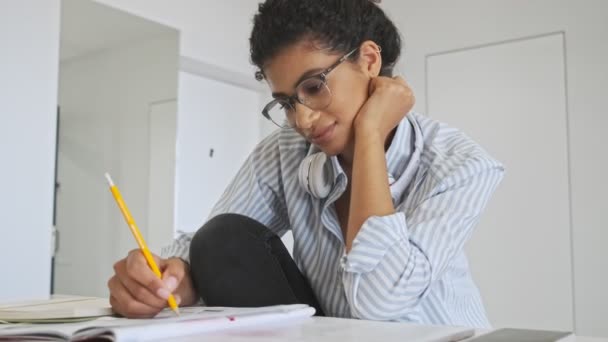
104, 172, 180, 316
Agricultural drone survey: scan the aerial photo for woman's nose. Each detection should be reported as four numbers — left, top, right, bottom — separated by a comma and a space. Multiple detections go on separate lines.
293, 103, 320, 130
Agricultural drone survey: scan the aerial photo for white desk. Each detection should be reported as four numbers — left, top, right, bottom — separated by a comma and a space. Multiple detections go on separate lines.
172, 317, 608, 342
3, 296, 607, 342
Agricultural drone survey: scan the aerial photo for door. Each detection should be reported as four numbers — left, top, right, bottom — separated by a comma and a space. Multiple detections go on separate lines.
174, 72, 262, 234
427, 33, 573, 331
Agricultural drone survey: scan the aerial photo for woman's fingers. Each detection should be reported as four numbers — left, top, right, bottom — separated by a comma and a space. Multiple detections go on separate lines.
113, 259, 168, 309
108, 276, 163, 318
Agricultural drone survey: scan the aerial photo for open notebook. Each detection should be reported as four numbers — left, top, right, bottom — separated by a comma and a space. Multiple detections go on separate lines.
0, 304, 316, 341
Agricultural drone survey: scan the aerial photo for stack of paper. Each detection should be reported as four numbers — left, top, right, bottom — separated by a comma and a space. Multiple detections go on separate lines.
0, 296, 113, 323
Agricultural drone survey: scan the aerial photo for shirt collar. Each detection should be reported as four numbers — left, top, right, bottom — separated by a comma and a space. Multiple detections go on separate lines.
305, 114, 418, 188
385, 114, 416, 185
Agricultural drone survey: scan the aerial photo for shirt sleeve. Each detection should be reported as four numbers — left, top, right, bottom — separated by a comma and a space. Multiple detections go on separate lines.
341, 158, 504, 320
161, 131, 290, 263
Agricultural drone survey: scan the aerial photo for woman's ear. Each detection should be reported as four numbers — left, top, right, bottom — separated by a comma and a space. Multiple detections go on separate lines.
357, 40, 382, 77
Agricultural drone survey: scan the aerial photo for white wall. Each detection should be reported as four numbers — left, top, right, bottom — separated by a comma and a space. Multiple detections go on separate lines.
381, 0, 608, 336
148, 100, 178, 254
55, 36, 178, 297
93, 0, 276, 218
0, 0, 60, 303
92, 0, 278, 138
94, 0, 259, 77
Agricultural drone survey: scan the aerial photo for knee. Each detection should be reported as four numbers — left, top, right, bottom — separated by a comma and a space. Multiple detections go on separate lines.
191, 214, 238, 249
189, 213, 273, 260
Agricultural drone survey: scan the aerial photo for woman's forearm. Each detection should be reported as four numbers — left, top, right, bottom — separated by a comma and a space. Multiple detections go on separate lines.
345, 128, 395, 251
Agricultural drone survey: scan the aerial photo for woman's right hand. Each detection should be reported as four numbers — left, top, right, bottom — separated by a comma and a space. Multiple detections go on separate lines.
108, 249, 198, 318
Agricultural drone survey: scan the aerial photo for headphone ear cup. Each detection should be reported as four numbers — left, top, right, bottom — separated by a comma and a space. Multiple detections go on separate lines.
309, 153, 332, 198
299, 153, 332, 198
298, 155, 314, 196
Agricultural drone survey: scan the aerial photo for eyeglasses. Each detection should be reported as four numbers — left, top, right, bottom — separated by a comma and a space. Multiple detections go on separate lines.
261, 48, 359, 128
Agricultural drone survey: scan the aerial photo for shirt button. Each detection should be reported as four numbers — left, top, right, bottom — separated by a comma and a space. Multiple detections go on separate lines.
340, 255, 347, 268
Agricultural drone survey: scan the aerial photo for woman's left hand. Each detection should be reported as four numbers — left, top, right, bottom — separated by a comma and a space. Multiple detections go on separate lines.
353, 76, 415, 141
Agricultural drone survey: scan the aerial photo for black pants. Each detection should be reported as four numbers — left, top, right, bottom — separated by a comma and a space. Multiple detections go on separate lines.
189, 213, 325, 316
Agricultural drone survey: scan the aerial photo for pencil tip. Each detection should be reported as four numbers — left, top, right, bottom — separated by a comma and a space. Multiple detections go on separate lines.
104, 172, 114, 186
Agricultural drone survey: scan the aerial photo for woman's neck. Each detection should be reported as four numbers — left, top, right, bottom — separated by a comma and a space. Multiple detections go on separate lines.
338, 127, 397, 174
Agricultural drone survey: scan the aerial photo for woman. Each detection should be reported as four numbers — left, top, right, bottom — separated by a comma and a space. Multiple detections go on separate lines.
108, 0, 504, 328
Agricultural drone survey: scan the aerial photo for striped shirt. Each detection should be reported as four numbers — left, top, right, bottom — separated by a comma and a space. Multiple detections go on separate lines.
162, 112, 504, 328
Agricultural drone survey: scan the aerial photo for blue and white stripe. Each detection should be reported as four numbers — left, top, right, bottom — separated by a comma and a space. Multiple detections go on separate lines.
162, 112, 504, 328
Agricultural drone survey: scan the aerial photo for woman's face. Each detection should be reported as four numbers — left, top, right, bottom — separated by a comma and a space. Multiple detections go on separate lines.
263, 40, 372, 157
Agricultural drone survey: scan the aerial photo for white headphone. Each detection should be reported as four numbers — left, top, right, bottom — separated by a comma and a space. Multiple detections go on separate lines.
298, 152, 333, 199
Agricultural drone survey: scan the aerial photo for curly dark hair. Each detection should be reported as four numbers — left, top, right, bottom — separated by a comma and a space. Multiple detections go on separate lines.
249, 0, 402, 81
